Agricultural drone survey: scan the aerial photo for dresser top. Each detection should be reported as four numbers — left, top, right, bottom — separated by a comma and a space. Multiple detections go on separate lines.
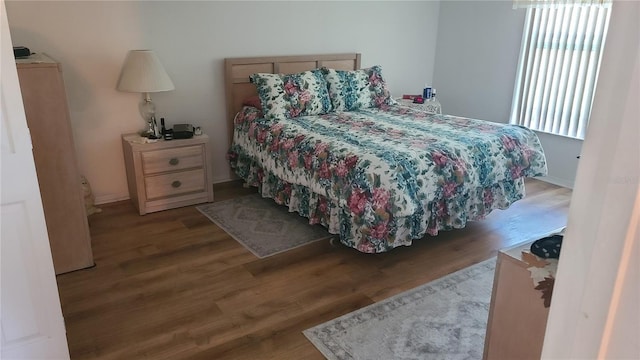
500, 227, 565, 261
122, 133, 209, 151
15, 53, 61, 69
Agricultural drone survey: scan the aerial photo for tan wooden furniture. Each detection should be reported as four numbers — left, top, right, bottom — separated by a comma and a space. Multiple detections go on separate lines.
483, 239, 559, 359
121, 134, 214, 215
16, 53, 94, 274
397, 98, 442, 115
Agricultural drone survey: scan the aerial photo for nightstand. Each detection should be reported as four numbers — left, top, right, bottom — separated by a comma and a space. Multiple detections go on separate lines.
397, 98, 442, 114
121, 133, 214, 215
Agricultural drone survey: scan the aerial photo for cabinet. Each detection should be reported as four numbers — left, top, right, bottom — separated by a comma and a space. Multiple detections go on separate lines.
16, 53, 94, 274
121, 134, 214, 215
483, 240, 558, 359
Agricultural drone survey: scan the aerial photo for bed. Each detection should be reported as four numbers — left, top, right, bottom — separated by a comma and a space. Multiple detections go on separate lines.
224, 53, 547, 253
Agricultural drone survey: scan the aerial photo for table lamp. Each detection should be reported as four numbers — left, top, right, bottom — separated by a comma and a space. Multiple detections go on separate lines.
117, 50, 174, 138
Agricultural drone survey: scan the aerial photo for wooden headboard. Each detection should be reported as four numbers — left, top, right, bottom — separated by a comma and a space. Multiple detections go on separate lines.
224, 53, 361, 145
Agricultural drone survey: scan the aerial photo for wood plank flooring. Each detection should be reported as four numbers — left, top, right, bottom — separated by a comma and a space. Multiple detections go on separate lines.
56, 178, 571, 359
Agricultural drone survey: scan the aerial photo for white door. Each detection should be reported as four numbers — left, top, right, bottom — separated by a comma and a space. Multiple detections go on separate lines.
542, 1, 640, 358
0, 1, 70, 358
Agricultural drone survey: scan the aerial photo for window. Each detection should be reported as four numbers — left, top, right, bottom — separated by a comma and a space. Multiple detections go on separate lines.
510, 1, 611, 140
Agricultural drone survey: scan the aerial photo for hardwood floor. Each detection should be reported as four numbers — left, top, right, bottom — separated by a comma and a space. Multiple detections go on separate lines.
56, 178, 571, 359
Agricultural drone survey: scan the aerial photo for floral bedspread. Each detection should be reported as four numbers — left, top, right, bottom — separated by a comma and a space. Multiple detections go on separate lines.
228, 105, 547, 253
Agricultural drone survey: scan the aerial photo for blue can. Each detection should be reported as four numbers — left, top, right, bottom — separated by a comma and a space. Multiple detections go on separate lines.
423, 86, 432, 100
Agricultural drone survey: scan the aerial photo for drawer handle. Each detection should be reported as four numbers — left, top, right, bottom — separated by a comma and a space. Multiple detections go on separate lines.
171, 180, 182, 188
169, 158, 180, 166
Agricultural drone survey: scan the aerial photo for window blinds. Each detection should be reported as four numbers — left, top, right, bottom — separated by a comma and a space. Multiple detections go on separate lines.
510, 2, 611, 139
513, 0, 610, 9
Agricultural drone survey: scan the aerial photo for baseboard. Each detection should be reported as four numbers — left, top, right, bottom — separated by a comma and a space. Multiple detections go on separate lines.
213, 173, 240, 184
94, 193, 130, 205
213, 178, 239, 185
536, 176, 574, 189
94, 180, 237, 206
96, 176, 572, 206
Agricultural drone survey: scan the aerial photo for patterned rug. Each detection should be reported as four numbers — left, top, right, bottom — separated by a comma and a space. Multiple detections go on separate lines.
304, 258, 496, 360
196, 194, 331, 258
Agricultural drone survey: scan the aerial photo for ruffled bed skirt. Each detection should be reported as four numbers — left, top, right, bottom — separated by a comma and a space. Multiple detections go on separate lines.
229, 149, 526, 253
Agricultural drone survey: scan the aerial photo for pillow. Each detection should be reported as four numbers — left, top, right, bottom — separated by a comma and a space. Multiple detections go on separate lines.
242, 95, 263, 111
250, 70, 332, 120
322, 65, 395, 111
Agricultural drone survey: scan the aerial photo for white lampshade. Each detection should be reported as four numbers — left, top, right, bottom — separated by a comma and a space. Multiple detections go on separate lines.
117, 50, 174, 93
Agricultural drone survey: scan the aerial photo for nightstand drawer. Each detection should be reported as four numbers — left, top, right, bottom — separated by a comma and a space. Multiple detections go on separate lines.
144, 168, 205, 200
141, 145, 204, 175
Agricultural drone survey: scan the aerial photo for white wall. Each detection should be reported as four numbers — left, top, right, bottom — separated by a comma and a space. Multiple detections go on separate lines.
433, 0, 581, 188
6, 1, 440, 204
433, 0, 523, 123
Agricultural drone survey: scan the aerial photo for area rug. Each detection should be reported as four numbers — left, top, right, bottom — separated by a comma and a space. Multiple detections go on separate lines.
304, 258, 496, 360
196, 194, 332, 258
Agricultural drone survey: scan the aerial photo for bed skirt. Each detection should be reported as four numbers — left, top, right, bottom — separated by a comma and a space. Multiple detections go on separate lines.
228, 149, 526, 253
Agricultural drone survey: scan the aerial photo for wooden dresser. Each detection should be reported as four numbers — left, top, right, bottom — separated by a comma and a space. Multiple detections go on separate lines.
483, 239, 559, 359
121, 134, 214, 215
16, 53, 94, 274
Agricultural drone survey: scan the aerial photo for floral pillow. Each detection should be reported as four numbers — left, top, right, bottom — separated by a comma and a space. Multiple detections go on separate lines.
321, 66, 396, 111
250, 70, 332, 121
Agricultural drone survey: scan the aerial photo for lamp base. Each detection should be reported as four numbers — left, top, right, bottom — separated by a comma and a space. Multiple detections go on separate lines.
140, 130, 158, 139
140, 118, 161, 139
